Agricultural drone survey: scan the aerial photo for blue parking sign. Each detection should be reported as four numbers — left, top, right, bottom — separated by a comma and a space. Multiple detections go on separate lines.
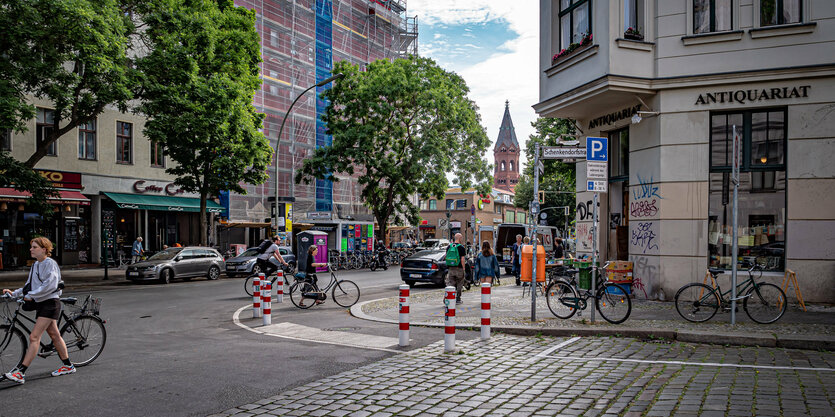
586, 137, 608, 162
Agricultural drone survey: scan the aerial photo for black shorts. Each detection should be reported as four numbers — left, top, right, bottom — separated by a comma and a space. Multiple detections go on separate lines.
35, 298, 62, 320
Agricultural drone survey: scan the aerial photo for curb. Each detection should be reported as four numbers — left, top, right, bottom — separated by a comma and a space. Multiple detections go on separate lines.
351, 297, 835, 351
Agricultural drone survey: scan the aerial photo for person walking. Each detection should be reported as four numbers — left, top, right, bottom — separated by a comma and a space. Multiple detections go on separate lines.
475, 240, 500, 285
445, 233, 468, 304
511, 234, 523, 286
2, 237, 74, 384
131, 237, 144, 264
255, 236, 289, 278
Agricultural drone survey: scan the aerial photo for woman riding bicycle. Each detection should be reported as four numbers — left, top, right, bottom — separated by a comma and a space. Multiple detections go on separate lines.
300, 246, 328, 307
2, 237, 75, 384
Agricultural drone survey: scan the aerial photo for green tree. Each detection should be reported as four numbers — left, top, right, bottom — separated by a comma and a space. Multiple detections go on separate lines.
137, 0, 271, 245
296, 57, 493, 241
0, 153, 57, 216
514, 117, 577, 233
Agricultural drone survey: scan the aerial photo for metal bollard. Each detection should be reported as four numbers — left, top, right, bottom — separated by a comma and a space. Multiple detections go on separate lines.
252, 275, 262, 318
398, 284, 410, 347
444, 286, 456, 353
275, 270, 284, 303
481, 282, 491, 340
262, 280, 272, 326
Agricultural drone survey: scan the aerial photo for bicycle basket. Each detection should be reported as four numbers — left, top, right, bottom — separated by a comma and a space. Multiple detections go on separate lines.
67, 296, 102, 316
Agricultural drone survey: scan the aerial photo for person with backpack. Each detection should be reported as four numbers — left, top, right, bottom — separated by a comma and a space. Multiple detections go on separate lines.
475, 240, 501, 285
445, 233, 468, 304
255, 236, 289, 278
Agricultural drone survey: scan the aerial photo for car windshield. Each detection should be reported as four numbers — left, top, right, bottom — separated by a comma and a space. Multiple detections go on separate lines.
423, 240, 439, 247
147, 249, 181, 260
238, 248, 260, 257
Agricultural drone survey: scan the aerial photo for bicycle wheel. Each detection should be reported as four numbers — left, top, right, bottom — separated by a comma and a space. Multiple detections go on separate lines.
61, 315, 107, 366
332, 279, 360, 307
289, 281, 317, 309
596, 283, 631, 324
743, 282, 787, 324
675, 283, 720, 323
545, 280, 578, 319
0, 325, 26, 376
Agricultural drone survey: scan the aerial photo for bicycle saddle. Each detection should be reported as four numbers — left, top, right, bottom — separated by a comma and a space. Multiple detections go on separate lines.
708, 268, 724, 276
60, 297, 78, 305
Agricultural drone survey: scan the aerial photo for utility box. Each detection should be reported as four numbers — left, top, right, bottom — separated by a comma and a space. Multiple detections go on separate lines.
520, 244, 546, 283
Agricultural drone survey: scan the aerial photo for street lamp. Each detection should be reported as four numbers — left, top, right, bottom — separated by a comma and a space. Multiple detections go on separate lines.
273, 73, 344, 227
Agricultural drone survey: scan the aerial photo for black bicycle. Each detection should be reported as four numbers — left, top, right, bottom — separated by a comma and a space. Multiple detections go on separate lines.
545, 263, 632, 324
243, 263, 295, 297
0, 294, 107, 379
289, 265, 360, 309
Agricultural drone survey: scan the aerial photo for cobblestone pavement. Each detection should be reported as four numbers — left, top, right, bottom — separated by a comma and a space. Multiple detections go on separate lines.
212, 334, 835, 417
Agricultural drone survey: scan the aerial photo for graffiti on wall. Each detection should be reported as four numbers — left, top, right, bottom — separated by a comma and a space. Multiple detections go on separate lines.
576, 222, 593, 251
630, 174, 662, 219
576, 199, 594, 221
628, 255, 659, 299
630, 221, 659, 254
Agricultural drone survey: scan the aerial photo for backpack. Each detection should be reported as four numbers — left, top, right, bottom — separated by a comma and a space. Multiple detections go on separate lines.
445, 244, 461, 267
255, 239, 273, 254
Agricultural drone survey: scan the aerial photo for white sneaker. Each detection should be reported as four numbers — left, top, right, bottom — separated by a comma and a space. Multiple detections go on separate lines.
4, 369, 24, 384
51, 364, 76, 377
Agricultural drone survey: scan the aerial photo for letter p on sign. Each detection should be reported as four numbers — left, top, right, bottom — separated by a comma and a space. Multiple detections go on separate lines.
586, 137, 608, 162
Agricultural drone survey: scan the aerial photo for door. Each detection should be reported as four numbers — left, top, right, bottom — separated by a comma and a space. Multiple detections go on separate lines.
173, 249, 198, 276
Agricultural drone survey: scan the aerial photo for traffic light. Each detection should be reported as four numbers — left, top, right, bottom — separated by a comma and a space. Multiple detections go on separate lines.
538, 190, 545, 204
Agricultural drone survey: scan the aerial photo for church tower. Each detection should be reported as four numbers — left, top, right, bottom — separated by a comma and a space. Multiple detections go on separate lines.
493, 100, 520, 192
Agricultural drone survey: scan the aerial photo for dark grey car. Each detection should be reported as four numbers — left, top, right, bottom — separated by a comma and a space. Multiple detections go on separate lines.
400, 249, 449, 287
126, 247, 225, 284
224, 246, 296, 277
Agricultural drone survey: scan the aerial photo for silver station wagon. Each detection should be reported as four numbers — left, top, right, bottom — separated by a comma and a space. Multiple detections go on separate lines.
126, 247, 225, 284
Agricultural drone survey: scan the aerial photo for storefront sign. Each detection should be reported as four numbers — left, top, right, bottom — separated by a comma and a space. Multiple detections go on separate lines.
306, 211, 332, 220
695, 85, 810, 105
37, 170, 82, 189
588, 104, 641, 129
133, 180, 185, 196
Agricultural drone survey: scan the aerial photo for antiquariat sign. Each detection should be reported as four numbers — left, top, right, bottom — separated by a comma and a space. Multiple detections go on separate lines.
133, 180, 185, 196
588, 104, 642, 129
695, 85, 810, 105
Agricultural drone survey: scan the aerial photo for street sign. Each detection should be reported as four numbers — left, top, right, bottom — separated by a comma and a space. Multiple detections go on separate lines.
542, 146, 586, 160
732, 125, 741, 184
586, 137, 608, 162
530, 200, 540, 214
588, 180, 608, 193
438, 218, 448, 228
536, 160, 544, 175
540, 212, 548, 219
586, 161, 608, 180
471, 204, 475, 215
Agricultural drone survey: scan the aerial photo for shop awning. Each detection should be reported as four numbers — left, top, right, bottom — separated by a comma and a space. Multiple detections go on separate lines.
0, 188, 90, 205
103, 192, 223, 213
218, 221, 271, 228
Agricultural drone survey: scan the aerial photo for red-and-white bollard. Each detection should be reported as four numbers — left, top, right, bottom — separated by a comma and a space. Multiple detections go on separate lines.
481, 282, 491, 340
275, 270, 284, 303
444, 286, 456, 353
262, 280, 272, 326
252, 275, 262, 318
398, 284, 410, 347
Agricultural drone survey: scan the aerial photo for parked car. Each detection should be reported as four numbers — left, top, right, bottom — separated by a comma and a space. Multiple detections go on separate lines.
391, 241, 413, 250
126, 247, 225, 284
400, 249, 449, 287
415, 238, 451, 251
224, 246, 296, 277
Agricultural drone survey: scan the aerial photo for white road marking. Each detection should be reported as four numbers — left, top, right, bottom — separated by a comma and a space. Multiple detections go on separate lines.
525, 336, 582, 363
530, 354, 835, 372
232, 305, 404, 353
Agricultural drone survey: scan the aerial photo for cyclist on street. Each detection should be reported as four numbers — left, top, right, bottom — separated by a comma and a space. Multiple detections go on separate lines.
256, 236, 289, 278
2, 237, 74, 384
300, 246, 328, 307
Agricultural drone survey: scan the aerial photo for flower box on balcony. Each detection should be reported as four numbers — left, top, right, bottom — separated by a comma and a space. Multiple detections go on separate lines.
551, 33, 593, 64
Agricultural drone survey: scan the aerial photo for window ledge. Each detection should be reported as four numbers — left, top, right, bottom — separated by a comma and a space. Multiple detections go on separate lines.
750, 22, 816, 39
615, 38, 654, 52
545, 44, 599, 77
681, 30, 744, 46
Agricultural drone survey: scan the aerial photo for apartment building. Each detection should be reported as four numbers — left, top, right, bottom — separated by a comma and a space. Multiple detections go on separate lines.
535, 0, 835, 301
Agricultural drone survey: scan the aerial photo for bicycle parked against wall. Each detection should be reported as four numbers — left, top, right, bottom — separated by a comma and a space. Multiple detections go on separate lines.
1, 294, 106, 379
545, 262, 632, 324
288, 265, 360, 309
674, 262, 786, 324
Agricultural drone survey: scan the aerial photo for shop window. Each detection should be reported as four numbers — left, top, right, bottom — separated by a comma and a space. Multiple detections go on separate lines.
708, 108, 786, 272
151, 140, 165, 167
608, 127, 629, 180
558, 0, 592, 50
761, 0, 801, 26
694, 0, 732, 34
116, 121, 133, 164
1, 129, 10, 151
624, 0, 644, 39
36, 108, 57, 156
429, 199, 437, 210
78, 119, 96, 160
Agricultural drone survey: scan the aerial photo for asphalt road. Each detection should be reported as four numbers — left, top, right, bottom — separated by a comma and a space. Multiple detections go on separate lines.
0, 267, 475, 416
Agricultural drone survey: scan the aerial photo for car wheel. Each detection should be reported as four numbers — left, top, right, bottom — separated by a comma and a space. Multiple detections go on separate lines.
207, 265, 220, 280
251, 265, 261, 275
159, 268, 172, 284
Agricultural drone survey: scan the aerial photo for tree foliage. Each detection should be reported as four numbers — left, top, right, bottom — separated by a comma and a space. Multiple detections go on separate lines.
0, 153, 57, 217
514, 117, 577, 233
296, 57, 493, 241
137, 0, 271, 245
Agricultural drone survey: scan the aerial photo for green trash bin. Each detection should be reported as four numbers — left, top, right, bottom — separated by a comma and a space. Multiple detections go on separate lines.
576, 261, 598, 290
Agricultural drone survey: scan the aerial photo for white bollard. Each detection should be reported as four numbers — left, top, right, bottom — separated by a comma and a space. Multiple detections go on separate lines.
262, 280, 272, 326
444, 286, 456, 353
275, 270, 284, 303
252, 275, 262, 318
398, 284, 410, 347
481, 282, 491, 340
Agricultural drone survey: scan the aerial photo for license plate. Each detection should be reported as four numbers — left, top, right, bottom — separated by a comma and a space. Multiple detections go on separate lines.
409, 274, 422, 278
128, 272, 139, 276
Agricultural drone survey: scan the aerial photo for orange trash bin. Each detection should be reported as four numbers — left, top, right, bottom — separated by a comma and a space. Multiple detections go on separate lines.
520, 244, 546, 283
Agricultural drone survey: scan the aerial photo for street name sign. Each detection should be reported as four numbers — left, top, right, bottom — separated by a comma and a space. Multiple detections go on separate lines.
542, 146, 586, 160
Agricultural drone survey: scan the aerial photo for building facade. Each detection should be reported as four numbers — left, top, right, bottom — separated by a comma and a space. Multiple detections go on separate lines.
493, 101, 521, 192
535, 0, 835, 302
418, 188, 526, 247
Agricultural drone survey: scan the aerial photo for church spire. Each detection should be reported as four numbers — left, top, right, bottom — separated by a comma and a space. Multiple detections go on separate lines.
494, 100, 519, 151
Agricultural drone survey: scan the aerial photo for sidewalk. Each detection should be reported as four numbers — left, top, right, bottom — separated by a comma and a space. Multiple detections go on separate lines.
352, 284, 835, 351
0, 266, 130, 289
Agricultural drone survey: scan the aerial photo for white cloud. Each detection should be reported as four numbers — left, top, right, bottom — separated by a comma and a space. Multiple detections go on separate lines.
409, 0, 539, 171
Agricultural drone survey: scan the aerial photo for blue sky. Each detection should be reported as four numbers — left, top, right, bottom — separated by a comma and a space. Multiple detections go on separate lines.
419, 20, 517, 70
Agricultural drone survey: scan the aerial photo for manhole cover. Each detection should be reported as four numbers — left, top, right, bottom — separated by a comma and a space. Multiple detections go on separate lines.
323, 327, 361, 332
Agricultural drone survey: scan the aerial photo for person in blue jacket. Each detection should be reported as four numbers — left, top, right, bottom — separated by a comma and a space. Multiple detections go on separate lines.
475, 240, 501, 285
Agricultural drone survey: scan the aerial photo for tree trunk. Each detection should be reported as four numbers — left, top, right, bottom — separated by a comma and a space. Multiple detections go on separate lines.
199, 189, 208, 246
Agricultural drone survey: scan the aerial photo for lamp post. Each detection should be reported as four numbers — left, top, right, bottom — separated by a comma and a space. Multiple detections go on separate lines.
273, 73, 344, 228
